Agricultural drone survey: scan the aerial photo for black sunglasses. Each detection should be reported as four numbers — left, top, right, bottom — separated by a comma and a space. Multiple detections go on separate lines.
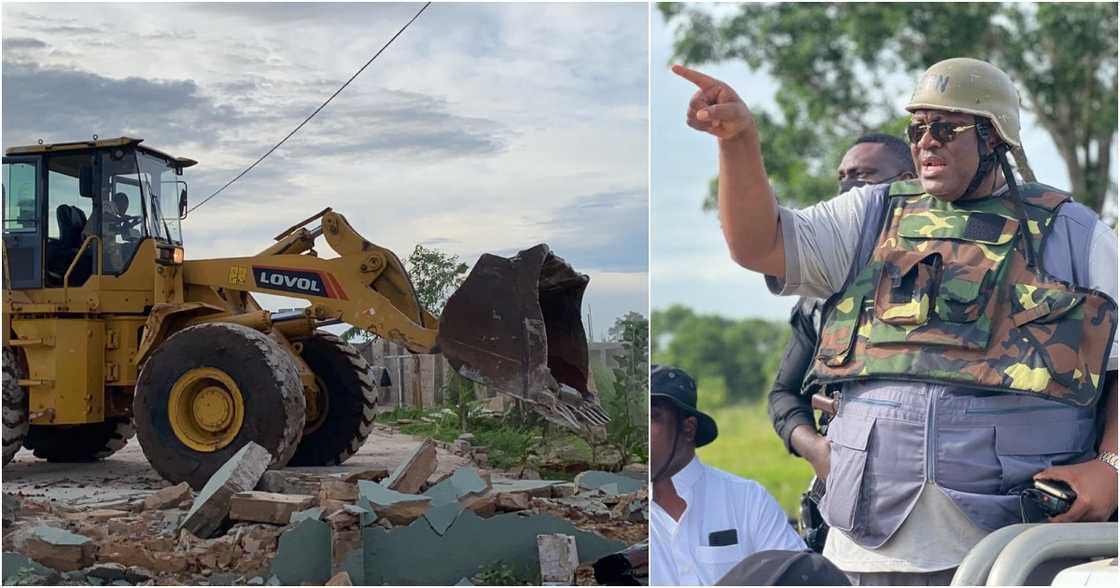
906, 122, 977, 144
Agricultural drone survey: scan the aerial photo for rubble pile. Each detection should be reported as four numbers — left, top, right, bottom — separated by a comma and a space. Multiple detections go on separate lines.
2, 438, 648, 586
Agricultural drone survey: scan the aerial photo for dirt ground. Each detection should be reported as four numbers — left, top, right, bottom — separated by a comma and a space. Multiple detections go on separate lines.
1, 424, 471, 507
2, 423, 647, 586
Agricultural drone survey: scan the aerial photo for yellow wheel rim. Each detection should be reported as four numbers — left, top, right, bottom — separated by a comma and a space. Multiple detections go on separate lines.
303, 376, 330, 435
168, 367, 245, 452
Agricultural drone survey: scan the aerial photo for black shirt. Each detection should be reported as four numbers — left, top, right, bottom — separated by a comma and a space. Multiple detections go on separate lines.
767, 297, 823, 456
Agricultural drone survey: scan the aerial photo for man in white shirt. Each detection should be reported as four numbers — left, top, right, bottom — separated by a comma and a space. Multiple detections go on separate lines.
650, 365, 805, 586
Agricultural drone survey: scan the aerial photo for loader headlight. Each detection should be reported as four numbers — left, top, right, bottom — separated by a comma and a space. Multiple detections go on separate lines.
157, 245, 185, 265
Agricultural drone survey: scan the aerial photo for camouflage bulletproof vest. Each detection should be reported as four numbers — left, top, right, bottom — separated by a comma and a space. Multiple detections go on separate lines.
810, 180, 1117, 407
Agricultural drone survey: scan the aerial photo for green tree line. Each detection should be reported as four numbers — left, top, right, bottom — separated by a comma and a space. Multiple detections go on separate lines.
652, 305, 790, 405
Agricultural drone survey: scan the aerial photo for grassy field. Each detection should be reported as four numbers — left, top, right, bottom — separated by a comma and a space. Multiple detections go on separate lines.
696, 400, 815, 517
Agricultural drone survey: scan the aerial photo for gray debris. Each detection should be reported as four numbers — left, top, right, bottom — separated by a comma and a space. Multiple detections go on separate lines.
381, 438, 437, 494
574, 470, 644, 495
181, 442, 273, 538
3, 552, 62, 585
537, 534, 579, 585
22, 526, 98, 571
269, 517, 332, 585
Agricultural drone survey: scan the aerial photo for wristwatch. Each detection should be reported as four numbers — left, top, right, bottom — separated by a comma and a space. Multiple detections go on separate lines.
1098, 450, 1119, 472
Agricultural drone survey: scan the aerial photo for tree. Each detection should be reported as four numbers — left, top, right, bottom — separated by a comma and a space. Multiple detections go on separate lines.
652, 305, 790, 404
661, 2, 1118, 215
606, 312, 649, 464
341, 244, 470, 343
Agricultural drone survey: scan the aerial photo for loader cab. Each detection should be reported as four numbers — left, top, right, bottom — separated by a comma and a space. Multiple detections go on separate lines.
2, 137, 195, 289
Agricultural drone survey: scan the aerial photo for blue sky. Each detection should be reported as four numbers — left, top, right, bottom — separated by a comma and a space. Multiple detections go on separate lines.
651, 6, 1113, 321
1, 2, 649, 339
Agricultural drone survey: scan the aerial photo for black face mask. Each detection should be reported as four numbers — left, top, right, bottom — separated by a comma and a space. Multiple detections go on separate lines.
837, 171, 910, 195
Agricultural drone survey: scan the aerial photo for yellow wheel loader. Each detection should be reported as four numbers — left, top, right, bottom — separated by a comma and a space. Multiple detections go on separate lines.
1, 137, 607, 488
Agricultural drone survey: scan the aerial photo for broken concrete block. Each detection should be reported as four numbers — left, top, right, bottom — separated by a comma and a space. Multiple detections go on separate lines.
319, 478, 359, 502
269, 518, 332, 586
423, 467, 490, 506
326, 571, 353, 586
60, 509, 130, 523
551, 483, 578, 498
182, 442, 273, 538
320, 497, 347, 515
289, 507, 322, 525
537, 534, 579, 585
84, 562, 128, 582
143, 482, 193, 511
423, 501, 464, 536
229, 492, 315, 525
23, 526, 98, 571
461, 492, 497, 517
574, 470, 644, 495
496, 492, 531, 512
256, 470, 322, 496
357, 480, 432, 526
492, 478, 562, 499
343, 468, 389, 484
360, 510, 623, 585
381, 438, 437, 494
325, 509, 359, 531
2, 552, 62, 584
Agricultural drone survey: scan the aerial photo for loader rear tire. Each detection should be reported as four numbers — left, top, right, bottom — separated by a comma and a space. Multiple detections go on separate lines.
287, 332, 377, 466
3, 347, 29, 466
23, 417, 134, 462
134, 323, 306, 490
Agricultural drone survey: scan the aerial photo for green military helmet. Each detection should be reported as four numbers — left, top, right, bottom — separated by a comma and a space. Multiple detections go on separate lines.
906, 58, 1021, 148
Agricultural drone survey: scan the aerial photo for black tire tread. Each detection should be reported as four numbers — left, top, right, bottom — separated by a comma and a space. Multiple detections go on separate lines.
2, 347, 29, 466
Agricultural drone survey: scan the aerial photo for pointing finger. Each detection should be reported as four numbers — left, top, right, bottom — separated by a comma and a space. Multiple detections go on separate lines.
672, 64, 720, 90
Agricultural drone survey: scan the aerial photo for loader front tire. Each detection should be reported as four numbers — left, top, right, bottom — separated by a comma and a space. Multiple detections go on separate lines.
288, 332, 377, 466
134, 323, 306, 490
23, 417, 134, 462
3, 347, 29, 466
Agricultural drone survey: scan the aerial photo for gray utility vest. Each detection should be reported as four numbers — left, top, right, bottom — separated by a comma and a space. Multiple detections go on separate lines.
818, 183, 1105, 549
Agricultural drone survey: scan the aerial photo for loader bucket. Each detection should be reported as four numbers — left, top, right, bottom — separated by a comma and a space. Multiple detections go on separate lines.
437, 244, 610, 431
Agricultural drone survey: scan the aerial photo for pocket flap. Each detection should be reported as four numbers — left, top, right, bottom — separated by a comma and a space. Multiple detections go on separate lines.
995, 421, 1089, 455
1012, 284, 1085, 326
899, 210, 1018, 244
830, 415, 874, 451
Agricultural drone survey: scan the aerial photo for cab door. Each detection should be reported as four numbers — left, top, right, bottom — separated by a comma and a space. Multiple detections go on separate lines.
2, 155, 44, 289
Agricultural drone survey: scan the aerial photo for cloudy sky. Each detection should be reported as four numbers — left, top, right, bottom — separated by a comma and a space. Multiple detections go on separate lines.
1, 2, 649, 339
651, 6, 1117, 321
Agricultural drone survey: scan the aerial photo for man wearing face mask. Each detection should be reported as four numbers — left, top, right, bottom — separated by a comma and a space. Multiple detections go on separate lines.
650, 365, 804, 586
675, 57, 1118, 585
767, 133, 917, 554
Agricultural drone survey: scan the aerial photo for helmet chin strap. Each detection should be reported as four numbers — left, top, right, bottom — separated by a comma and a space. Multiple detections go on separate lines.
996, 146, 1039, 269
959, 116, 1000, 200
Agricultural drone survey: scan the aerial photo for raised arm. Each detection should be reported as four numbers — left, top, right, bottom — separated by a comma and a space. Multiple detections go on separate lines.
673, 64, 785, 277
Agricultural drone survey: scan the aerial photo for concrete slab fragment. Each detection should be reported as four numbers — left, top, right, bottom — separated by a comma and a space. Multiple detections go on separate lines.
423, 467, 490, 507
423, 501, 463, 536
182, 443, 273, 538
230, 491, 316, 525
574, 471, 644, 495
143, 482, 193, 511
270, 518, 332, 585
339, 548, 363, 586
381, 438, 437, 494
496, 492, 531, 512
537, 534, 579, 585
257, 470, 322, 496
491, 479, 563, 498
357, 480, 431, 526
343, 468, 389, 484
361, 510, 624, 585
3, 552, 61, 584
319, 479, 358, 502
23, 526, 98, 571
289, 507, 323, 525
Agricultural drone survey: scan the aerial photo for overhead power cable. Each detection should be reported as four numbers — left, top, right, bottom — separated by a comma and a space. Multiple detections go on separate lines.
188, 2, 432, 213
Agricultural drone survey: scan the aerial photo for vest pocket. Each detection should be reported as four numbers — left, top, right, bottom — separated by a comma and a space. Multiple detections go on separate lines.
822, 415, 875, 532
994, 420, 1091, 494
818, 294, 864, 367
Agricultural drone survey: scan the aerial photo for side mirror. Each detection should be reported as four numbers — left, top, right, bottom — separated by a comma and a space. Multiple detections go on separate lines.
79, 165, 94, 198
178, 181, 188, 219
